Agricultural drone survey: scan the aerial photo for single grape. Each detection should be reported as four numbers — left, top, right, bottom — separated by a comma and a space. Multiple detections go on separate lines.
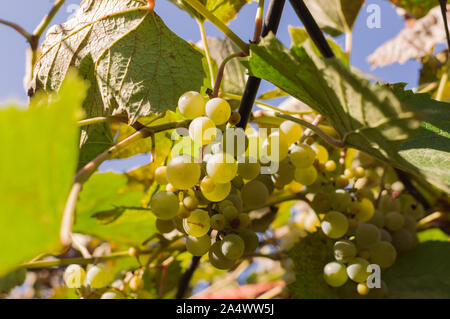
356, 283, 370, 296
85, 265, 110, 289
346, 257, 370, 283
279, 121, 302, 145
312, 144, 329, 164
238, 229, 259, 253
378, 194, 401, 213
294, 166, 318, 186
343, 169, 353, 179
379, 228, 392, 242
391, 228, 415, 253
200, 176, 216, 193
154, 166, 168, 185
325, 160, 337, 172
272, 158, 295, 188
211, 214, 226, 231
237, 213, 250, 228
205, 98, 231, 125
217, 200, 234, 212
209, 241, 235, 269
222, 205, 238, 220
290, 144, 316, 168
241, 180, 269, 209
63, 265, 86, 288
183, 196, 199, 211
166, 155, 201, 190
186, 235, 211, 256
323, 261, 348, 287
129, 276, 144, 291
336, 175, 349, 188
221, 234, 245, 260
310, 192, 332, 214
384, 211, 405, 231
202, 181, 231, 202
321, 211, 349, 239
352, 167, 365, 179
156, 218, 175, 233
101, 291, 123, 299
255, 174, 275, 194
229, 111, 241, 125
333, 240, 357, 263
178, 91, 205, 119
166, 183, 176, 193
189, 116, 217, 146
150, 191, 179, 220
260, 131, 289, 162
330, 189, 352, 212
355, 223, 381, 249
183, 209, 211, 237
403, 201, 425, 220
351, 198, 375, 222
369, 241, 397, 268
226, 194, 244, 213
368, 209, 385, 228
237, 157, 261, 180
206, 153, 238, 184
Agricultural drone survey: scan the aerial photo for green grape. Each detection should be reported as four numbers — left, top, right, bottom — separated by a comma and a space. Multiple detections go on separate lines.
346, 257, 370, 283
355, 223, 381, 249
229, 111, 241, 125
325, 160, 337, 172
255, 174, 275, 194
312, 144, 329, 164
290, 144, 316, 168
101, 291, 123, 299
403, 215, 417, 233
231, 175, 244, 190
166, 155, 201, 190
129, 276, 144, 291
379, 228, 392, 242
189, 116, 217, 146
368, 210, 385, 228
369, 241, 397, 268
183, 196, 199, 211
209, 241, 235, 269
321, 211, 349, 239
241, 180, 269, 209
271, 158, 295, 188
86, 265, 110, 289
63, 264, 86, 288
352, 166, 365, 179
391, 228, 415, 253
226, 194, 244, 213
222, 205, 238, 220
202, 182, 231, 202
186, 235, 211, 256
403, 201, 425, 220
350, 198, 375, 222
206, 153, 238, 183
183, 209, 211, 237
178, 91, 205, 119
237, 157, 261, 180
260, 131, 289, 162
205, 98, 231, 125
221, 128, 248, 158
294, 166, 317, 186
378, 194, 401, 213
323, 261, 348, 287
211, 214, 226, 230
333, 240, 357, 263
217, 200, 233, 212
154, 166, 168, 185
279, 120, 302, 145
384, 211, 405, 231
330, 189, 351, 212
150, 191, 179, 220
221, 234, 245, 260
200, 176, 215, 193
156, 218, 175, 233
310, 192, 332, 214
336, 175, 349, 188
238, 213, 250, 228
238, 229, 259, 253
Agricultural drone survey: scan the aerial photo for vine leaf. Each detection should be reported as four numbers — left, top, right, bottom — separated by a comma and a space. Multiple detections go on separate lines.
368, 6, 450, 68
0, 73, 85, 276
384, 241, 450, 298
303, 0, 364, 36
31, 0, 204, 167
389, 0, 439, 18
74, 172, 157, 246
246, 34, 424, 181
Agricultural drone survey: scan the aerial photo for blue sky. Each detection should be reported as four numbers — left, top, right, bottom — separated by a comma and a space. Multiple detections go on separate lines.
0, 0, 421, 103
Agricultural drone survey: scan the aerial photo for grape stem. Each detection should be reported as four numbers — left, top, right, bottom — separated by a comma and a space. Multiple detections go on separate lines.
275, 113, 345, 148
197, 19, 215, 89
212, 52, 245, 97
300, 114, 323, 143
252, 0, 265, 43
0, 19, 33, 43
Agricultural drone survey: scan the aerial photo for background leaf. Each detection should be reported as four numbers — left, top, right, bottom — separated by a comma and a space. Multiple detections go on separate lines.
389, 0, 438, 18
0, 74, 84, 276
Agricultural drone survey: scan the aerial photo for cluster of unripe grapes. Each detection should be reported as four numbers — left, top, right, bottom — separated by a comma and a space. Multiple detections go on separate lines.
317, 186, 424, 297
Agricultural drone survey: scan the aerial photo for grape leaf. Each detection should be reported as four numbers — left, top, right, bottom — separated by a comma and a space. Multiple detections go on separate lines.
246, 34, 423, 182
288, 232, 338, 298
392, 84, 450, 193
303, 0, 364, 36
74, 172, 157, 245
384, 241, 450, 298
417, 228, 449, 242
0, 74, 84, 276
389, 0, 438, 18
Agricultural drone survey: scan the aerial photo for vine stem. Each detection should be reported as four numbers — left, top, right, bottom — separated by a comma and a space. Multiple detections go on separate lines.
33, 0, 67, 39
212, 53, 245, 97
300, 114, 323, 143
60, 120, 191, 246
0, 19, 33, 43
275, 113, 345, 148
176, 256, 201, 298
252, 0, 265, 43
182, 0, 249, 54
197, 19, 215, 89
